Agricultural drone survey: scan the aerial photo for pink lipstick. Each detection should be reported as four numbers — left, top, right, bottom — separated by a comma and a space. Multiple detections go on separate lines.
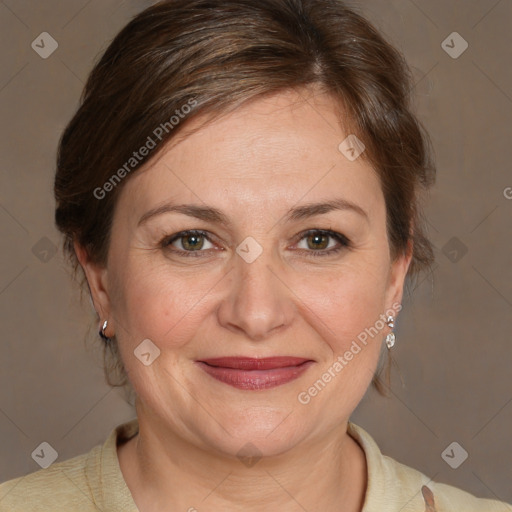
195, 356, 314, 390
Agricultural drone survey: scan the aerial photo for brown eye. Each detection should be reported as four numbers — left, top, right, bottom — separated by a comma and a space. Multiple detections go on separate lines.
295, 229, 350, 257
306, 232, 330, 250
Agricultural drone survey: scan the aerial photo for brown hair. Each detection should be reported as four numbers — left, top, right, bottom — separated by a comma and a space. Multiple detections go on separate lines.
54, 0, 436, 397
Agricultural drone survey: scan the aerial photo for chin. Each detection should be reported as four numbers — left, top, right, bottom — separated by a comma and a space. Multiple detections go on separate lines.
195, 407, 312, 460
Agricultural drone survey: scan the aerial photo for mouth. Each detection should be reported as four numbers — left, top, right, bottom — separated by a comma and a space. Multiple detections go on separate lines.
195, 356, 314, 390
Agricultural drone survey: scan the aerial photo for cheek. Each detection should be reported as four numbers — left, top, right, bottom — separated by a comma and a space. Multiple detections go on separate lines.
109, 259, 222, 350
290, 265, 389, 419
292, 259, 390, 356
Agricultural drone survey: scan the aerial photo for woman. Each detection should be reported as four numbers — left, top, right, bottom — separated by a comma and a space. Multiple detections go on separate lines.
1, 0, 510, 511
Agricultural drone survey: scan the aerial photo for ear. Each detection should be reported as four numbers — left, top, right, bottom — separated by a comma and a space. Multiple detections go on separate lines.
74, 241, 113, 334
385, 239, 413, 314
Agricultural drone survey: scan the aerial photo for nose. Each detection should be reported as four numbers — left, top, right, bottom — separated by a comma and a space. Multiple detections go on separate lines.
216, 244, 295, 342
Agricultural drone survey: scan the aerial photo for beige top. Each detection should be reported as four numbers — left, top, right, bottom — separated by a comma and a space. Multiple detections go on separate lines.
1, 418, 511, 511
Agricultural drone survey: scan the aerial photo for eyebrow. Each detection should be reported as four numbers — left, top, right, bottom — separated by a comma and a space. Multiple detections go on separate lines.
137, 198, 369, 227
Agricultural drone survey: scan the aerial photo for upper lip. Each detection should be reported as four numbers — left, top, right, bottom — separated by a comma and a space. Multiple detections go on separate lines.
197, 357, 312, 370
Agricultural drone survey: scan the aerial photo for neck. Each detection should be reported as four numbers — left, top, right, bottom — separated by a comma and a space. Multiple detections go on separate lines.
118, 405, 367, 512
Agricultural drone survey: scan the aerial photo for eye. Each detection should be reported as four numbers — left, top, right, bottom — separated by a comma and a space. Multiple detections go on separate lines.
294, 229, 350, 257
161, 228, 350, 258
161, 230, 216, 256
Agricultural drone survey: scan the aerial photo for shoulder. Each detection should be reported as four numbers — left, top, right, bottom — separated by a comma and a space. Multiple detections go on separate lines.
0, 447, 101, 512
386, 455, 512, 512
0, 418, 138, 512
348, 422, 512, 512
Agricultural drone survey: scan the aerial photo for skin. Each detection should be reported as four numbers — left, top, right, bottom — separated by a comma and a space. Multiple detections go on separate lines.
77, 87, 412, 512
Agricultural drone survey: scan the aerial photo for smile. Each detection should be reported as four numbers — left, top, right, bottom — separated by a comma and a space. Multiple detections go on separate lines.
195, 357, 315, 390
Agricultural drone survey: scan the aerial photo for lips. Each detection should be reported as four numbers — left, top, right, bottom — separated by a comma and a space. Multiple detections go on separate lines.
195, 357, 314, 390
199, 356, 311, 370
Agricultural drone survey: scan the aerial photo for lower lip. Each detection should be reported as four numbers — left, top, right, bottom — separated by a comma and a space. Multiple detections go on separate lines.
195, 361, 314, 390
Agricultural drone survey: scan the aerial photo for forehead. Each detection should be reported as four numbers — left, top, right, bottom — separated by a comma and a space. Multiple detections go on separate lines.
118, 89, 384, 222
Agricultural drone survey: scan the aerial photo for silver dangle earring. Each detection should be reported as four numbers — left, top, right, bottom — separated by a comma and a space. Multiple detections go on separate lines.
99, 319, 111, 342
385, 315, 395, 349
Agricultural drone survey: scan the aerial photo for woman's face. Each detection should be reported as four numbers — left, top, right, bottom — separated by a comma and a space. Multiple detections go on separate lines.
83, 88, 411, 456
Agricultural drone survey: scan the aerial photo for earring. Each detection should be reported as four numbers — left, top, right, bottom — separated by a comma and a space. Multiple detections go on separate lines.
385, 315, 395, 349
99, 319, 111, 342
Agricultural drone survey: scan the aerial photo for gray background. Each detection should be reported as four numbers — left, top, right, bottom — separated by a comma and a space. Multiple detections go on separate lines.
1, 0, 511, 504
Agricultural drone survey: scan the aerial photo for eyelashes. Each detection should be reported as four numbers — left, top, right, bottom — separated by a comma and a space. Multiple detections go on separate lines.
294, 229, 350, 257
160, 229, 351, 259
